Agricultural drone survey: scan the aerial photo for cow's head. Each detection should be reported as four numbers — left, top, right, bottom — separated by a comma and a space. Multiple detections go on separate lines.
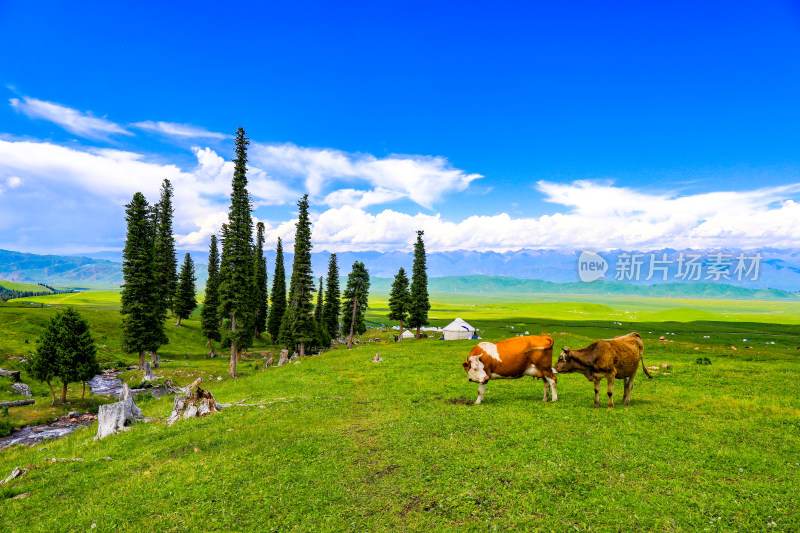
554, 347, 573, 373
462, 354, 489, 384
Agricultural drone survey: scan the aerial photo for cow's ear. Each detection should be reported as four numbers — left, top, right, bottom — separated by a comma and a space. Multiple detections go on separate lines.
562, 347, 570, 353
462, 361, 469, 370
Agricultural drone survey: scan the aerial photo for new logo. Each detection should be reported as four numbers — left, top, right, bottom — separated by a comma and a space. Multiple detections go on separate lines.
578, 251, 608, 282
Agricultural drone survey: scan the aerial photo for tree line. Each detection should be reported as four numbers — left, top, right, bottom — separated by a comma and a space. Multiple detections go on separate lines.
18, 127, 432, 403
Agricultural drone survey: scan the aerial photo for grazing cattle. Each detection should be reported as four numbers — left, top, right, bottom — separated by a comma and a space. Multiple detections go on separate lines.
461, 335, 557, 405
555, 332, 652, 408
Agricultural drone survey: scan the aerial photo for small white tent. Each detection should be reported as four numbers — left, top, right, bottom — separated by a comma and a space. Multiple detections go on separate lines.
443, 318, 476, 340
401, 329, 415, 339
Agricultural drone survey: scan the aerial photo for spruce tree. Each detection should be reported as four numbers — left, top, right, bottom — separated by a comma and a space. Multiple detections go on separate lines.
218, 127, 256, 376
28, 308, 100, 404
315, 277, 324, 324
121, 192, 166, 369
254, 222, 268, 338
267, 237, 286, 341
408, 230, 431, 339
387, 267, 411, 341
174, 253, 197, 327
322, 253, 340, 339
342, 261, 370, 349
201, 234, 222, 352
279, 194, 316, 356
153, 179, 178, 317
312, 276, 331, 350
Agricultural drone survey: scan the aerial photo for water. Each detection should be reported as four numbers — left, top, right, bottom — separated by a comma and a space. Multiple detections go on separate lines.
87, 370, 126, 397
0, 416, 95, 449
1, 370, 130, 450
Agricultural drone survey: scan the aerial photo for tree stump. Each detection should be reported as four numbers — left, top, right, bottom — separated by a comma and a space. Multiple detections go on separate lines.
265, 357, 274, 367
96, 383, 144, 439
144, 362, 154, 381
371, 354, 383, 363
277, 349, 289, 367
166, 378, 224, 426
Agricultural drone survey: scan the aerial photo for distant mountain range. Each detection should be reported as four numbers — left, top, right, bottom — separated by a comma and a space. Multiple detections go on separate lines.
2, 247, 799, 299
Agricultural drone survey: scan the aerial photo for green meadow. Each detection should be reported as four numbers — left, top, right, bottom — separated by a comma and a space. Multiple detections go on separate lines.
0, 290, 798, 531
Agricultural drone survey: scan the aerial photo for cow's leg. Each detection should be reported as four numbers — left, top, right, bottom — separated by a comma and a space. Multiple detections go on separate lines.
544, 374, 558, 402
541, 378, 549, 402
606, 376, 615, 408
536, 366, 558, 402
475, 382, 487, 405
623, 376, 633, 406
593, 378, 601, 408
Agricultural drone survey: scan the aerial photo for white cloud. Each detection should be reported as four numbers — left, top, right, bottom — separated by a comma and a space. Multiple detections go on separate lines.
0, 139, 298, 251
9, 97, 131, 138
132, 121, 229, 140
322, 187, 404, 209
267, 181, 800, 252
250, 142, 482, 209
2, 131, 800, 254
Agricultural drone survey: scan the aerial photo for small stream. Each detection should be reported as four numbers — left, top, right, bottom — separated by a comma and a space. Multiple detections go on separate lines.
0, 369, 168, 450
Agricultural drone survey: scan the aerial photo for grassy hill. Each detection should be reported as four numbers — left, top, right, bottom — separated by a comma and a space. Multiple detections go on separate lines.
0, 291, 798, 530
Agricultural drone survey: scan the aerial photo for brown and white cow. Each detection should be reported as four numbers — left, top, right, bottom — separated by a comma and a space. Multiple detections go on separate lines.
461, 335, 557, 404
554, 332, 652, 408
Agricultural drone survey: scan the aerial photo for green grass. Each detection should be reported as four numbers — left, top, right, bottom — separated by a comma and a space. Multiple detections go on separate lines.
0, 281, 55, 293
0, 291, 798, 531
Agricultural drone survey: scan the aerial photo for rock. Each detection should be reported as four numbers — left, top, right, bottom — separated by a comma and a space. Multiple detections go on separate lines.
95, 383, 144, 440
371, 354, 383, 363
68, 411, 80, 418
0, 368, 21, 381
731, 346, 737, 350
659, 336, 666, 341
11, 383, 33, 397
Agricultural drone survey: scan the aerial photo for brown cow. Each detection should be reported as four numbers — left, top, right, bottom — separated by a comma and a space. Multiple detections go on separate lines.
462, 335, 557, 404
554, 332, 652, 408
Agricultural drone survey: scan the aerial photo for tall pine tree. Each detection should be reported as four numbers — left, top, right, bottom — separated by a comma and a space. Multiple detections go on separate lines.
278, 194, 316, 356
153, 179, 178, 317
121, 192, 166, 369
267, 237, 286, 341
218, 127, 256, 376
201, 234, 221, 353
387, 267, 411, 341
253, 222, 268, 338
315, 276, 324, 325
174, 253, 197, 327
342, 261, 370, 349
322, 253, 340, 339
408, 230, 430, 339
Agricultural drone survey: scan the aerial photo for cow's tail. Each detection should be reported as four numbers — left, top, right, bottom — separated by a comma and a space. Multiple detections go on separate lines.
640, 355, 653, 379
541, 335, 554, 349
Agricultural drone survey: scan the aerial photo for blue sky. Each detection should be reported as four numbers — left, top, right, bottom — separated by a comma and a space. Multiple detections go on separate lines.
2, 1, 800, 254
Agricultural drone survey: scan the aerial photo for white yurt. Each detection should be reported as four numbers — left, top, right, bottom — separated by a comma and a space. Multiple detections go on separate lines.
442, 317, 476, 340
401, 329, 416, 339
